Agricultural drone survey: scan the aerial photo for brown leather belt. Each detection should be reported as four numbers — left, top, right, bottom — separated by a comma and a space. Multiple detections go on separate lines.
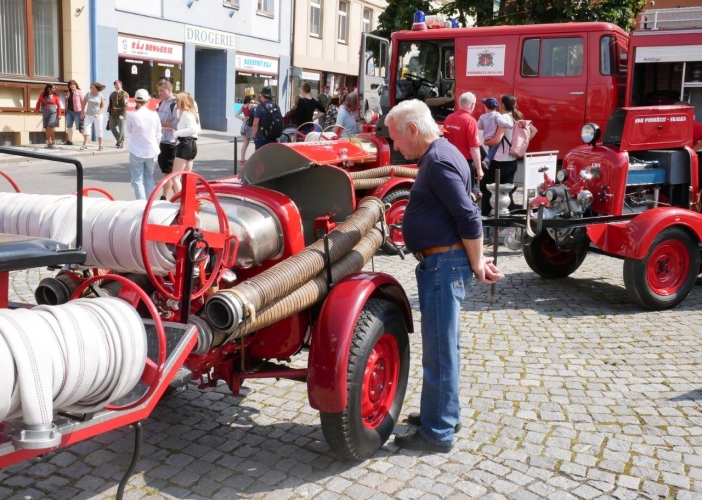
413, 242, 463, 261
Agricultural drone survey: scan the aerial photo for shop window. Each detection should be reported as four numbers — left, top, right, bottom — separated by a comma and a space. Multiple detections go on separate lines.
362, 8, 372, 34
257, 0, 274, 16
310, 0, 322, 37
118, 58, 183, 100
337, 1, 348, 43
0, 0, 60, 80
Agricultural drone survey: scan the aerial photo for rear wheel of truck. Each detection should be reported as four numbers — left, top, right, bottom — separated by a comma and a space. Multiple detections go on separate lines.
523, 233, 588, 279
381, 189, 410, 254
623, 227, 699, 310
320, 299, 409, 460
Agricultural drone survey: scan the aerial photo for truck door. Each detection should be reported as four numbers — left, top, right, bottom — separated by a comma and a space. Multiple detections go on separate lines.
359, 33, 389, 116
515, 35, 587, 154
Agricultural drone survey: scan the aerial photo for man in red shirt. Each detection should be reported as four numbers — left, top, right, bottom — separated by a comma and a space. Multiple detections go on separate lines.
443, 92, 484, 192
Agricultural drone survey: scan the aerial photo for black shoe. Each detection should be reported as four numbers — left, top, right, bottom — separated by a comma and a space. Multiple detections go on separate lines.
394, 430, 453, 453
64, 141, 73, 146
116, 142, 123, 148
405, 412, 462, 433
160, 196, 167, 201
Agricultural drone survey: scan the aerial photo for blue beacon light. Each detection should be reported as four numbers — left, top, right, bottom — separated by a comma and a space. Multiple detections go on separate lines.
412, 10, 427, 31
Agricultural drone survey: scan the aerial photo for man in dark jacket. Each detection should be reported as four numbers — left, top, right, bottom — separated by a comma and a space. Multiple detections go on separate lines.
108, 80, 129, 148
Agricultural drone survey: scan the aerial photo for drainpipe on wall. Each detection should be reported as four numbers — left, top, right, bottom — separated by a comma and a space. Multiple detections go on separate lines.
90, 0, 98, 141
289, 0, 296, 112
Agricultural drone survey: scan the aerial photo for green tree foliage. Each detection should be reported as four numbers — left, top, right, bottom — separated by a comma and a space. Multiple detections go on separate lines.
375, 0, 647, 36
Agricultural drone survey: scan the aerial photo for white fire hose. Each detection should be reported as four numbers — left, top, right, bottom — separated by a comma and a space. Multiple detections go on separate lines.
0, 192, 186, 275
0, 298, 147, 449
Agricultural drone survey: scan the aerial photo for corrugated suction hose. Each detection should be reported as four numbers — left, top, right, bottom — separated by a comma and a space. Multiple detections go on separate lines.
227, 225, 384, 340
352, 177, 391, 190
205, 197, 384, 332
349, 166, 418, 180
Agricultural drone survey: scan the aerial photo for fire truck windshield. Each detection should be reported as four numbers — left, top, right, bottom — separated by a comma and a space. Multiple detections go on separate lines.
397, 41, 439, 83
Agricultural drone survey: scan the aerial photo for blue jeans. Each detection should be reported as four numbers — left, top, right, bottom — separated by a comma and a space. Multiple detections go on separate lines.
415, 248, 473, 446
129, 153, 156, 200
254, 137, 278, 150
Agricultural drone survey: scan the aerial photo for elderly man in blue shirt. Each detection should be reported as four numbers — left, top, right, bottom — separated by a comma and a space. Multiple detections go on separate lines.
386, 99, 504, 453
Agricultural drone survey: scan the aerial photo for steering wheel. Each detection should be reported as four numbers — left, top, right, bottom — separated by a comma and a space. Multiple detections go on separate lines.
323, 124, 350, 139
141, 171, 237, 302
296, 122, 322, 140
404, 73, 437, 90
71, 273, 166, 410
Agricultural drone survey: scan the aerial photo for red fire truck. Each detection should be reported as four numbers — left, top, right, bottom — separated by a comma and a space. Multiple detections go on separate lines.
360, 7, 702, 161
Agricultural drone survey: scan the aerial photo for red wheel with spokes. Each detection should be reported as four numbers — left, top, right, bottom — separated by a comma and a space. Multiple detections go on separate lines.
361, 333, 400, 429
141, 172, 236, 302
381, 189, 410, 254
71, 274, 166, 410
623, 227, 699, 310
73, 186, 115, 200
523, 231, 588, 279
0, 171, 20, 192
320, 299, 409, 460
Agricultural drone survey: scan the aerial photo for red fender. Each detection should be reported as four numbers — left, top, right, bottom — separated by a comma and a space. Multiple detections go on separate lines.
371, 177, 414, 201
307, 272, 413, 413
355, 132, 391, 167
587, 207, 702, 260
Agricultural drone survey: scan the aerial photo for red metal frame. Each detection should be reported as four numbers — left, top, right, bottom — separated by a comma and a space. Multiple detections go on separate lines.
308, 272, 413, 413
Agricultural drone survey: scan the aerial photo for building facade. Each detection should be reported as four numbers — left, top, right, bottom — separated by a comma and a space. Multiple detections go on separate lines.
0, 0, 87, 145
0, 0, 292, 144
291, 0, 384, 104
100, 0, 291, 132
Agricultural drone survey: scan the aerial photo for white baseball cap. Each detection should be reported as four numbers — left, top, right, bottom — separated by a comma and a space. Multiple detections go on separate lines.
135, 89, 150, 102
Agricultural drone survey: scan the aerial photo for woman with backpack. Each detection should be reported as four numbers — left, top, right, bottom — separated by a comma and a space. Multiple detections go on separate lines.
235, 91, 256, 165
479, 94, 537, 214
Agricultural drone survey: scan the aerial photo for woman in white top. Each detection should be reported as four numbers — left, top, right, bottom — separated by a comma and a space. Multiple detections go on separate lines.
126, 89, 162, 200
171, 92, 201, 195
481, 94, 535, 213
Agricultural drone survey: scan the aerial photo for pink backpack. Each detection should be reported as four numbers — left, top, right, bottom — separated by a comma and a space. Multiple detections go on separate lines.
504, 120, 533, 158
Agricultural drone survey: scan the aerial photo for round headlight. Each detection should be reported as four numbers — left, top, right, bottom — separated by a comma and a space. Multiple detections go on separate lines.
577, 190, 594, 208
556, 169, 569, 183
581, 123, 601, 145
364, 109, 379, 124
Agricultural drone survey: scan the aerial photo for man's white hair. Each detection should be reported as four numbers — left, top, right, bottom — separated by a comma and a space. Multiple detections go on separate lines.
458, 92, 476, 109
385, 99, 440, 136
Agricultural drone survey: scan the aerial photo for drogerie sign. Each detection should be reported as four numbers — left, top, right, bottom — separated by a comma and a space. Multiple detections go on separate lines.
185, 25, 236, 51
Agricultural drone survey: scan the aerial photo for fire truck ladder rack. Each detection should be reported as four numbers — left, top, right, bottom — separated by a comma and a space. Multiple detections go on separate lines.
640, 7, 702, 30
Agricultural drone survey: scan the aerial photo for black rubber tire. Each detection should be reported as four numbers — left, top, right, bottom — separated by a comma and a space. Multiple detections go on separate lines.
523, 232, 588, 279
381, 189, 411, 255
320, 299, 410, 460
623, 227, 700, 310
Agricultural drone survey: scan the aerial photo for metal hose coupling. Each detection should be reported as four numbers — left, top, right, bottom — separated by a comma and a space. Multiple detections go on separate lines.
205, 198, 384, 333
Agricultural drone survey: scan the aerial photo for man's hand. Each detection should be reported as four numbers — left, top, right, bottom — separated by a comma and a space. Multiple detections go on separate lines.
473, 255, 504, 284
475, 168, 484, 181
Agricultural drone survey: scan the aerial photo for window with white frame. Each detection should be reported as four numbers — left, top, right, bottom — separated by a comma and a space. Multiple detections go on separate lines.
223, 0, 239, 8
310, 0, 322, 37
257, 0, 273, 16
362, 8, 372, 33
337, 1, 348, 43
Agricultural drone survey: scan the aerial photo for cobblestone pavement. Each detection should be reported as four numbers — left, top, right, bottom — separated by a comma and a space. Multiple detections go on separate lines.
2, 246, 702, 500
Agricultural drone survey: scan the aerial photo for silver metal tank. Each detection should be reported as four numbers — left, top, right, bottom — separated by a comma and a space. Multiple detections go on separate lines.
199, 196, 283, 268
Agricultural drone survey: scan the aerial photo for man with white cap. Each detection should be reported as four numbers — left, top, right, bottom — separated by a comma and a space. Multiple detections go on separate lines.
125, 89, 161, 200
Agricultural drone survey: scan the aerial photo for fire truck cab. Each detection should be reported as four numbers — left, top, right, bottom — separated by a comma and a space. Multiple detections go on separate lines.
360, 7, 702, 162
